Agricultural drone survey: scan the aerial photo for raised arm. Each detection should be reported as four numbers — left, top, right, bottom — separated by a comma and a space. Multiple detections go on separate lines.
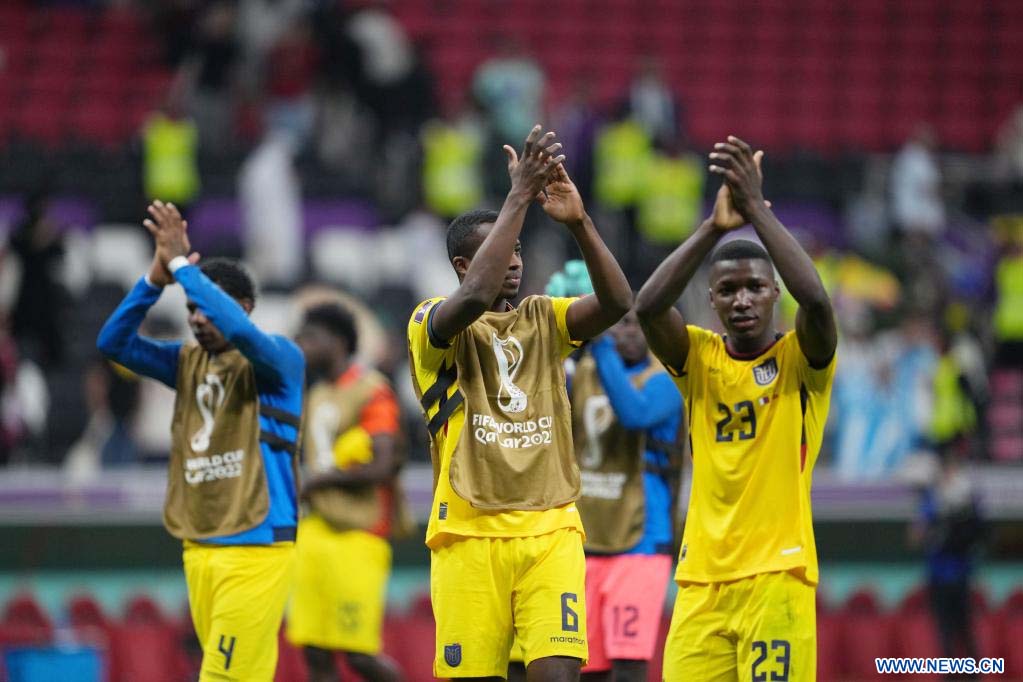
540, 164, 632, 340
590, 337, 681, 430
431, 125, 565, 342
96, 276, 181, 388
634, 217, 725, 373
145, 200, 304, 384
95, 244, 197, 387
708, 136, 837, 367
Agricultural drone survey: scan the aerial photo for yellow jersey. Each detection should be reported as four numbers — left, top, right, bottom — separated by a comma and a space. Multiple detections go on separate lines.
407, 296, 585, 549
669, 326, 835, 585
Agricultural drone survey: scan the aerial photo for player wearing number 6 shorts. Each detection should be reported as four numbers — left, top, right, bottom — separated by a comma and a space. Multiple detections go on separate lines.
407, 125, 632, 679
636, 136, 837, 682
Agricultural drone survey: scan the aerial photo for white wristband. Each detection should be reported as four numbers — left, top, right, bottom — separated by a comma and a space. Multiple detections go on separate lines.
168, 256, 190, 274
143, 274, 162, 289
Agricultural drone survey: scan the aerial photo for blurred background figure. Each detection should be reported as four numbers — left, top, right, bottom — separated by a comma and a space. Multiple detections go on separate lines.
181, 1, 239, 155
908, 446, 987, 677
65, 359, 142, 480
8, 187, 67, 367
472, 37, 545, 198
141, 85, 201, 211
628, 57, 680, 149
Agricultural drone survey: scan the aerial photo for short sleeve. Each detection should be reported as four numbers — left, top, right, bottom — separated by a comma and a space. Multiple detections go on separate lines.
407, 298, 453, 377
796, 341, 837, 395
680, 325, 714, 376
549, 295, 583, 358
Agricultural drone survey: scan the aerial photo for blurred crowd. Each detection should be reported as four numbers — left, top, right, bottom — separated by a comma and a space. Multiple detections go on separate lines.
0, 0, 1022, 483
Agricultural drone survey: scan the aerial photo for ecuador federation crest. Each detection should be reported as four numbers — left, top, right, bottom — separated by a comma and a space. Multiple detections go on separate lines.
444, 643, 462, 667
752, 358, 779, 386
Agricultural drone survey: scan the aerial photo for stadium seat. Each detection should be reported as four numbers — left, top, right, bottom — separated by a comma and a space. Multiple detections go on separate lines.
893, 587, 941, 681
971, 589, 1004, 661
816, 596, 842, 682
382, 594, 435, 682
0, 592, 54, 648
839, 589, 892, 681
123, 594, 167, 626
67, 594, 111, 635
647, 612, 671, 682
274, 625, 308, 682
109, 623, 184, 682
1001, 589, 1023, 678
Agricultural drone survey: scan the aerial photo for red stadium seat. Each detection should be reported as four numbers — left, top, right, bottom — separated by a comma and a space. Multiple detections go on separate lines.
647, 611, 671, 682
0, 592, 53, 648
893, 588, 941, 681
123, 594, 167, 626
382, 595, 435, 682
839, 589, 892, 681
109, 623, 184, 682
1002, 591, 1023, 678
67, 594, 112, 646
274, 625, 308, 682
816, 596, 842, 682
70, 101, 128, 148
11, 99, 66, 147
968, 590, 1004, 662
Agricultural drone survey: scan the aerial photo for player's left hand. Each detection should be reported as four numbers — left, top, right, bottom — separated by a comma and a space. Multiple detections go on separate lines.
537, 163, 586, 225
144, 200, 195, 265
708, 136, 768, 220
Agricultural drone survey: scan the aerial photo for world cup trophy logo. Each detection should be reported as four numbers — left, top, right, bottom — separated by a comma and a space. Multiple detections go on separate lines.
310, 401, 341, 471
492, 333, 527, 414
581, 395, 614, 469
191, 373, 226, 453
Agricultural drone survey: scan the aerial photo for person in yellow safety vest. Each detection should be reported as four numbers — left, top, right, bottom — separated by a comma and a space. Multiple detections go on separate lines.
593, 117, 652, 210
931, 351, 977, 447
142, 98, 200, 208
636, 150, 703, 245
932, 302, 988, 450
420, 115, 484, 220
993, 245, 1023, 368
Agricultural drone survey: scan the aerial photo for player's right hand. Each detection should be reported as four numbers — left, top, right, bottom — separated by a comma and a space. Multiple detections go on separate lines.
503, 124, 565, 201
709, 147, 769, 230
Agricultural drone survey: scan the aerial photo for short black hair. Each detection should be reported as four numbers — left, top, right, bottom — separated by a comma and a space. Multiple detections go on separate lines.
199, 258, 256, 303
709, 239, 772, 265
303, 302, 358, 353
446, 209, 500, 261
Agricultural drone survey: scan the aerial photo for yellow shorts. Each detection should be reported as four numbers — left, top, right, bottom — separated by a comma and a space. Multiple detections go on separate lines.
431, 528, 588, 678
286, 515, 391, 654
663, 570, 816, 682
182, 541, 296, 682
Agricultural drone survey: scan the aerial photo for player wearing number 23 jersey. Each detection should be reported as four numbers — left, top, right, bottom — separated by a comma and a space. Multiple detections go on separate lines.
636, 136, 837, 682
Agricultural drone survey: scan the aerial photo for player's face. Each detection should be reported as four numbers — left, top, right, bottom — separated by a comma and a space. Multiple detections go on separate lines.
708, 259, 779, 342
296, 322, 342, 383
187, 301, 229, 353
610, 310, 647, 365
467, 224, 523, 299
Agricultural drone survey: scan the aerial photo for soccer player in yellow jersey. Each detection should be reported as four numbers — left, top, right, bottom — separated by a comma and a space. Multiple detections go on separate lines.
636, 136, 838, 682
407, 125, 632, 680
